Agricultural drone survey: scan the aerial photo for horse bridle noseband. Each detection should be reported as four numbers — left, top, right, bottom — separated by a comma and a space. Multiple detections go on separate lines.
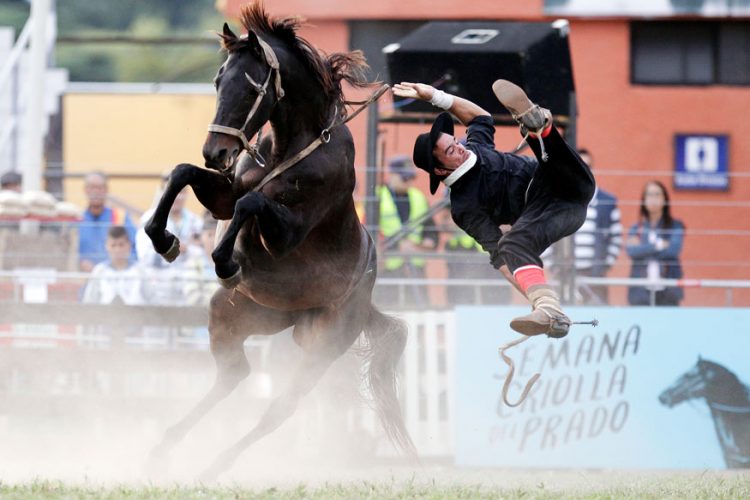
208, 36, 284, 170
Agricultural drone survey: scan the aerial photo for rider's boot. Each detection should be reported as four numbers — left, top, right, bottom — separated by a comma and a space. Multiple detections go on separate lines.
510, 284, 571, 338
492, 79, 553, 160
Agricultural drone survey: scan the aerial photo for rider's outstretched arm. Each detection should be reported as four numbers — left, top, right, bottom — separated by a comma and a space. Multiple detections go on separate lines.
392, 81, 490, 125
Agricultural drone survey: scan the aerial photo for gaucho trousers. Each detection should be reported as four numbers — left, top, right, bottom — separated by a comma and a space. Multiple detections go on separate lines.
496, 126, 596, 273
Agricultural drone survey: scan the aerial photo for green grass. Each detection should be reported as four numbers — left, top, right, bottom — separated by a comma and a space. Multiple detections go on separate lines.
1, 475, 749, 500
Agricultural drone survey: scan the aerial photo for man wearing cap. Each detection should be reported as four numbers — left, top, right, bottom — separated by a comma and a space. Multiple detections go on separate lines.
0, 172, 22, 193
393, 79, 594, 338
375, 155, 439, 307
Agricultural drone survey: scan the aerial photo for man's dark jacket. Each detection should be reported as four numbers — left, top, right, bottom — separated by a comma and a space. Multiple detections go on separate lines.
448, 115, 536, 268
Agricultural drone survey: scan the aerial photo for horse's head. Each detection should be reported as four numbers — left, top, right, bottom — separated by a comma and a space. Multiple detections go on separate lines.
203, 22, 283, 174
203, 1, 371, 175
659, 357, 709, 408
659, 357, 740, 408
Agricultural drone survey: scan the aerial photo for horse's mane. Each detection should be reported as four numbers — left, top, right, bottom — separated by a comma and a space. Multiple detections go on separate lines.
701, 359, 747, 390
220, 1, 370, 126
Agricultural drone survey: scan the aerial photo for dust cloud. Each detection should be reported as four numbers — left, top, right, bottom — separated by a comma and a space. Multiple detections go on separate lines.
0, 324, 402, 488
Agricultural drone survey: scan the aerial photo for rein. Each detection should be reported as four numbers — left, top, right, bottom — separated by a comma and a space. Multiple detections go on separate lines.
252, 83, 390, 193
498, 336, 540, 407
709, 402, 750, 414
207, 32, 390, 188
499, 318, 598, 407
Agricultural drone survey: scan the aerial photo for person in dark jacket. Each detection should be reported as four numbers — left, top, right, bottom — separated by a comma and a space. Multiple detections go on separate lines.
393, 79, 595, 338
625, 180, 685, 306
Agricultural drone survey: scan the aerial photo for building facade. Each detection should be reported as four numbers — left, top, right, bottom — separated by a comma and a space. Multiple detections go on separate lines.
212, 0, 750, 306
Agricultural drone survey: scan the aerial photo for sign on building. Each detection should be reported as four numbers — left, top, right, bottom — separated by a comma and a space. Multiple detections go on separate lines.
454, 307, 750, 469
674, 134, 729, 191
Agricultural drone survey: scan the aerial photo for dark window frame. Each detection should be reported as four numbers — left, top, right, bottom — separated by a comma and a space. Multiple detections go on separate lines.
630, 20, 750, 87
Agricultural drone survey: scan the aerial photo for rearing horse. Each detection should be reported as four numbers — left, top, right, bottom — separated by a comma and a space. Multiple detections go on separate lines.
144, 2, 415, 478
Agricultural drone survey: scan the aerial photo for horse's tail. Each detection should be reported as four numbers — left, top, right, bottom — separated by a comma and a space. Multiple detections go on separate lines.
362, 305, 418, 458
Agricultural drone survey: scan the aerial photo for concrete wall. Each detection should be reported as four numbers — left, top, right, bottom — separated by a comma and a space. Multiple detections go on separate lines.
62, 88, 215, 215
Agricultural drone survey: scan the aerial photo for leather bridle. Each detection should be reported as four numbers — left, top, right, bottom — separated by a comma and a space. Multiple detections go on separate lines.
207, 33, 391, 190
207, 36, 284, 172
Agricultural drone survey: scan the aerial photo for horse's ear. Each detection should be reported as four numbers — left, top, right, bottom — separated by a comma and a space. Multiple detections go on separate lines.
247, 30, 261, 51
245, 30, 263, 57
222, 23, 237, 40
698, 354, 703, 362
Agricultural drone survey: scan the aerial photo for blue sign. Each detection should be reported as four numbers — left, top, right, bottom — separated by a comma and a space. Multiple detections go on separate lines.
454, 306, 750, 469
674, 134, 729, 190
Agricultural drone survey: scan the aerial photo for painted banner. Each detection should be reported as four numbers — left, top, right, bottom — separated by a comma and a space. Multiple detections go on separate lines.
454, 307, 750, 469
544, 0, 750, 17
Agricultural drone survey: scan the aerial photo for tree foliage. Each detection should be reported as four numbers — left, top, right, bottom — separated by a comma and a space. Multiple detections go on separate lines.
53, 0, 225, 82
0, 0, 30, 35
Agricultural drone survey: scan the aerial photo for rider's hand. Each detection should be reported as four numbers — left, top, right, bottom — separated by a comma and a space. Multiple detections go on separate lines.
393, 82, 435, 101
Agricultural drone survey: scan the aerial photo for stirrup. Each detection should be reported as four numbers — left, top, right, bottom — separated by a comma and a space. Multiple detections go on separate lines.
533, 304, 571, 338
510, 105, 550, 162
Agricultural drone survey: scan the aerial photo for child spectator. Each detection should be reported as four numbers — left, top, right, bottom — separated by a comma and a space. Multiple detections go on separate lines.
82, 225, 145, 305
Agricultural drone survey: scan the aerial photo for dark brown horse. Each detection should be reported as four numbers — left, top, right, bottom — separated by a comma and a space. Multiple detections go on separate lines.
144, 1, 415, 478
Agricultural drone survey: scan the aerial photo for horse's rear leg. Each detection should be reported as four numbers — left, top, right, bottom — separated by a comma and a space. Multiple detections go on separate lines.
150, 288, 292, 459
200, 303, 367, 480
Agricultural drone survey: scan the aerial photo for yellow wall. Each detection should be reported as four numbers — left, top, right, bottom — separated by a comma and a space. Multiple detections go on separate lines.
62, 92, 216, 215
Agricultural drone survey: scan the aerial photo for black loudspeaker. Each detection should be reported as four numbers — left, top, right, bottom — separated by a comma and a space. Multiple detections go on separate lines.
384, 21, 575, 119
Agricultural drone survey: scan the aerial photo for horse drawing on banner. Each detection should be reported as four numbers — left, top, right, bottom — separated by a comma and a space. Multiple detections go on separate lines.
659, 357, 750, 468
143, 1, 415, 479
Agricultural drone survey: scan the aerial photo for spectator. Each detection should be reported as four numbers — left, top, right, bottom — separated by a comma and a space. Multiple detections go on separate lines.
179, 213, 220, 345
81, 225, 145, 305
375, 155, 439, 307
573, 149, 623, 305
136, 174, 203, 306
78, 172, 137, 272
625, 180, 685, 306
0, 171, 22, 192
183, 212, 220, 306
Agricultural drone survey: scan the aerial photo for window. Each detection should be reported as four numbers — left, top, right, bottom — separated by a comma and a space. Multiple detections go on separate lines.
718, 23, 750, 84
631, 21, 750, 85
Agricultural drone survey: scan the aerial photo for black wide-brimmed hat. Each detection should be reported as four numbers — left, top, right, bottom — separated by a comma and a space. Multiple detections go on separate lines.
412, 112, 454, 194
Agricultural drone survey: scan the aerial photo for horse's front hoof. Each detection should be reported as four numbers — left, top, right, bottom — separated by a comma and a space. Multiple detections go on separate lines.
161, 237, 181, 263
218, 267, 242, 289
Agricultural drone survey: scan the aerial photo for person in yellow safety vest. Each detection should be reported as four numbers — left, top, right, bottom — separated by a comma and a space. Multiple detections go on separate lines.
375, 155, 438, 308
445, 224, 511, 306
